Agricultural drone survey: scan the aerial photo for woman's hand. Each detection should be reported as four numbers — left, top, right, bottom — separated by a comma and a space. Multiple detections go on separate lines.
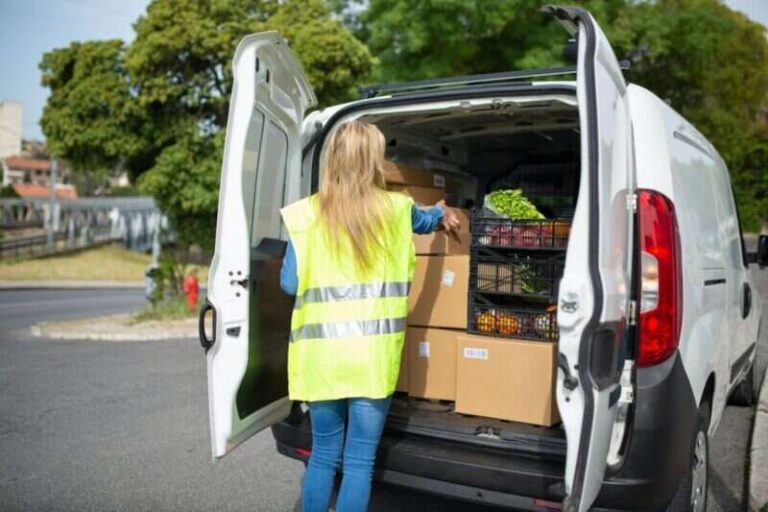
436, 200, 461, 231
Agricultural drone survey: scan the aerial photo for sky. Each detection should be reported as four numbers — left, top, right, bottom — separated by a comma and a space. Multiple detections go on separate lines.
1, 0, 766, 142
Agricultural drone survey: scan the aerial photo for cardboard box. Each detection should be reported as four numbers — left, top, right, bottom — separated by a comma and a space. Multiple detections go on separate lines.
389, 184, 445, 206
455, 334, 560, 426
412, 208, 472, 256
413, 231, 471, 256
408, 255, 469, 329
407, 327, 458, 400
396, 340, 409, 392
383, 161, 446, 188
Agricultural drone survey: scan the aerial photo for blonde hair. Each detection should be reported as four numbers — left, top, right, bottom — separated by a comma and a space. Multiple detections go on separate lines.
317, 120, 391, 274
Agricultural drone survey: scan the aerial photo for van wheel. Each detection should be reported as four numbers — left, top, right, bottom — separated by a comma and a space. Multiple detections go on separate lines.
667, 404, 709, 512
729, 362, 757, 406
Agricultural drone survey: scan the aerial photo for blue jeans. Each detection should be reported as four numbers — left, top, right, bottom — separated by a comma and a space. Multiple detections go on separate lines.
301, 396, 392, 512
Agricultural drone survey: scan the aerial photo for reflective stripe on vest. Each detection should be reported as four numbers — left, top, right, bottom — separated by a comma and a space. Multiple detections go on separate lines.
290, 316, 406, 341
293, 281, 411, 310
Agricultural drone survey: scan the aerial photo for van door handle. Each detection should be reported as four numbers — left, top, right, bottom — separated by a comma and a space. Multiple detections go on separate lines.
199, 300, 216, 351
558, 353, 579, 390
742, 282, 752, 319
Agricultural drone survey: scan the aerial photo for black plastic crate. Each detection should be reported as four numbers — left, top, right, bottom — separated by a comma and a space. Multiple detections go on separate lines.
471, 252, 564, 301
468, 303, 558, 341
471, 211, 570, 251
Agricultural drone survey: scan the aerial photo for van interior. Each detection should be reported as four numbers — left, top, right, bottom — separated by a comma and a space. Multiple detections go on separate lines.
331, 95, 582, 455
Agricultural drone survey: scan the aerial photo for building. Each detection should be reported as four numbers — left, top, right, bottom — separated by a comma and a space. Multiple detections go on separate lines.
0, 101, 22, 159
0, 101, 74, 192
11, 183, 78, 200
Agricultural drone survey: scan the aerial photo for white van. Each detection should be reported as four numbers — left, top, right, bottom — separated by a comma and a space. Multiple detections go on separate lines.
199, 7, 766, 511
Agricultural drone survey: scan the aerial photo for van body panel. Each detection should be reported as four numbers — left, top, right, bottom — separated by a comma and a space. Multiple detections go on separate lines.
628, 83, 760, 434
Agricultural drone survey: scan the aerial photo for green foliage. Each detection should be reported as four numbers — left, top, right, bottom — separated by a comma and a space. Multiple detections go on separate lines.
39, 40, 146, 176
609, 0, 768, 230
487, 189, 544, 220
138, 130, 223, 248
40, 0, 373, 250
352, 0, 626, 82
133, 296, 196, 322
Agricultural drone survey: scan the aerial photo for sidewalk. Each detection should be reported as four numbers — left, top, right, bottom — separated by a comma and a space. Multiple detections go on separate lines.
0, 280, 144, 289
750, 368, 768, 511
31, 313, 197, 341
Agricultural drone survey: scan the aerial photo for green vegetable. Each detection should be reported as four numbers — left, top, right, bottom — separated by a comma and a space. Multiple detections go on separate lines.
487, 189, 544, 220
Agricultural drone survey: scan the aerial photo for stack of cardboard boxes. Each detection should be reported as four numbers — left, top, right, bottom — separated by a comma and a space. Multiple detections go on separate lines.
385, 161, 559, 427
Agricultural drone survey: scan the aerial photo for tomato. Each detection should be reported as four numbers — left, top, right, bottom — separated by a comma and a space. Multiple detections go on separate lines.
497, 312, 520, 336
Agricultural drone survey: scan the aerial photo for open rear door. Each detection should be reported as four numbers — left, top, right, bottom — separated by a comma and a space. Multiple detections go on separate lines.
201, 32, 316, 459
543, 6, 635, 511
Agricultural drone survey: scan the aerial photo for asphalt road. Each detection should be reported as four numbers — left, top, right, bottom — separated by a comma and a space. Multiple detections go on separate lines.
1, 267, 766, 511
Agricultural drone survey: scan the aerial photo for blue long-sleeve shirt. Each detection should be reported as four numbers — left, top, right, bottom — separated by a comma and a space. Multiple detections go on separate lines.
279, 205, 444, 295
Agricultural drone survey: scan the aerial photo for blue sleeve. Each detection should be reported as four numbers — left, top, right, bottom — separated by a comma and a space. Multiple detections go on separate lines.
280, 240, 298, 296
411, 205, 444, 234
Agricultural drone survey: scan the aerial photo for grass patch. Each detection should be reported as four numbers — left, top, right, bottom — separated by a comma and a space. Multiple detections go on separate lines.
0, 244, 209, 283
132, 296, 198, 323
0, 244, 151, 281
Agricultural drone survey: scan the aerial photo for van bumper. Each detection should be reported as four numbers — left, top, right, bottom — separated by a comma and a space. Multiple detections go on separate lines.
271, 353, 697, 511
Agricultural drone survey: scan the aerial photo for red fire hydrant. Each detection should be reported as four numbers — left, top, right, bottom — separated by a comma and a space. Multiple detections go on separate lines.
183, 271, 199, 312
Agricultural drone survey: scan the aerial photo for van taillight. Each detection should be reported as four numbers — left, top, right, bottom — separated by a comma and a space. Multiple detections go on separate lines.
637, 190, 682, 367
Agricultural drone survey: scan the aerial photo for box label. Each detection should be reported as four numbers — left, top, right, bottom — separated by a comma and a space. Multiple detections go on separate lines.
442, 270, 455, 287
463, 347, 488, 360
418, 341, 430, 358
433, 174, 446, 188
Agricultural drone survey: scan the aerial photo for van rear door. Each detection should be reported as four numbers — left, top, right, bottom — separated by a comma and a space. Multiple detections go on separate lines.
543, 6, 635, 511
201, 32, 316, 459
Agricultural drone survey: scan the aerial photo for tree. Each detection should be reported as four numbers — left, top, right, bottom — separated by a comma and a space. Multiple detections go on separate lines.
128, 0, 373, 247
41, 0, 374, 249
39, 40, 145, 177
345, 0, 628, 83
610, 0, 768, 229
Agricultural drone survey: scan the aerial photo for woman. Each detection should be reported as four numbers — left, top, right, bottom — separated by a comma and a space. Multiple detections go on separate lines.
279, 120, 459, 512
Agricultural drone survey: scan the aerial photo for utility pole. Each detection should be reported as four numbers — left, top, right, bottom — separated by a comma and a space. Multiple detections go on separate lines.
47, 158, 57, 250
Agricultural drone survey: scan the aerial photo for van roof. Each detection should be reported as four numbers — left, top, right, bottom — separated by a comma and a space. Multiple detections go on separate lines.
358, 65, 580, 99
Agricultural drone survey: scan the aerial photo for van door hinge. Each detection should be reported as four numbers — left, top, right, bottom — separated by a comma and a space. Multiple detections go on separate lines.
626, 193, 637, 212
628, 300, 638, 326
619, 360, 635, 405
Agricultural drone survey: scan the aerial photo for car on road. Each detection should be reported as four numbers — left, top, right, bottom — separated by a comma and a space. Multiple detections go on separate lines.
200, 6, 767, 511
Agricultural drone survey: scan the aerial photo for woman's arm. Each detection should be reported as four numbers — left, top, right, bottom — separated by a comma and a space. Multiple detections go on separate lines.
280, 241, 298, 296
412, 200, 461, 234
412, 204, 444, 234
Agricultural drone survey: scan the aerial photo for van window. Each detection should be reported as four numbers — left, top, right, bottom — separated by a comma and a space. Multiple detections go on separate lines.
242, 110, 265, 234
251, 121, 289, 242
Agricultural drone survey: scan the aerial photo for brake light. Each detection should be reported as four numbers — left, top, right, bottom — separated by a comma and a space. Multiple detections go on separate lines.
637, 190, 682, 367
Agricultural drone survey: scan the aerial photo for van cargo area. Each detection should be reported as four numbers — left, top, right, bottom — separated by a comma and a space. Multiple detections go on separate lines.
362, 95, 578, 455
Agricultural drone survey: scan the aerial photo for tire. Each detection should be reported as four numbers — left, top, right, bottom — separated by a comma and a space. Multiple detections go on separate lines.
667, 403, 710, 512
729, 361, 757, 406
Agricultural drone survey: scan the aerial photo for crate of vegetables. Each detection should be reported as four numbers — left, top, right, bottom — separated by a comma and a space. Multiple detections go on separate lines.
472, 213, 570, 250
472, 253, 564, 301
468, 304, 558, 341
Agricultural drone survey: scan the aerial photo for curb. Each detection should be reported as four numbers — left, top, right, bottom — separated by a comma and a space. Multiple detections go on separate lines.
30, 315, 198, 342
749, 367, 768, 512
0, 281, 145, 290
30, 324, 197, 342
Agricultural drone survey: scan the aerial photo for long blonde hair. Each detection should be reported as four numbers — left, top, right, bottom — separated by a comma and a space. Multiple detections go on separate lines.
317, 121, 391, 274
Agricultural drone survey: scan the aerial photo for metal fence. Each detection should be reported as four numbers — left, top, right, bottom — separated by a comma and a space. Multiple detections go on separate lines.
0, 197, 165, 261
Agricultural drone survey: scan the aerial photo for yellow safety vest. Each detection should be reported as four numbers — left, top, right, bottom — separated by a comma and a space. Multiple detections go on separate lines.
280, 192, 416, 401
